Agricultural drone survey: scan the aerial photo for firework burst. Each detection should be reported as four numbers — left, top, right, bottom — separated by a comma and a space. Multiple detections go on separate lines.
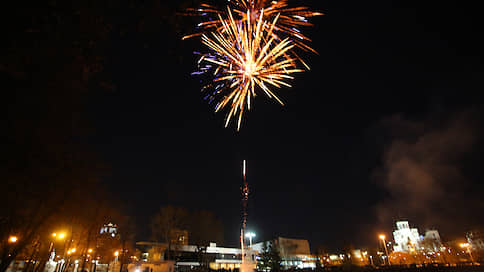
183, 0, 322, 59
199, 8, 303, 130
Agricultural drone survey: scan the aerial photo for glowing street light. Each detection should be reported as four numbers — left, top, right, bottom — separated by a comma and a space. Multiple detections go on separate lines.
49, 232, 66, 262
379, 234, 391, 266
8, 236, 18, 243
88, 249, 93, 253
245, 232, 256, 247
114, 251, 119, 257
52, 232, 66, 240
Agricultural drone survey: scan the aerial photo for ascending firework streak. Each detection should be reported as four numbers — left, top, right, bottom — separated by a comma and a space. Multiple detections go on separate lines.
240, 160, 249, 262
241, 160, 249, 231
198, 8, 304, 130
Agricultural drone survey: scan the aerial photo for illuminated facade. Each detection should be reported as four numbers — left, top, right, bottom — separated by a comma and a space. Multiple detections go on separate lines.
421, 230, 442, 252
392, 221, 420, 253
252, 237, 316, 269
135, 238, 317, 270
100, 222, 118, 237
135, 242, 256, 271
169, 229, 188, 245
467, 230, 484, 251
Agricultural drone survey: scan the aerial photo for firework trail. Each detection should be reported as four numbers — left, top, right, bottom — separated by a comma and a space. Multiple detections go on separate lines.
241, 160, 249, 262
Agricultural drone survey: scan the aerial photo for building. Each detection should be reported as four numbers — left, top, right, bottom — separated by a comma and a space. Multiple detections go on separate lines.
252, 237, 316, 269
420, 230, 442, 252
127, 261, 174, 272
100, 222, 118, 237
169, 229, 189, 246
350, 249, 370, 266
466, 229, 484, 261
136, 242, 168, 262
467, 230, 484, 251
205, 243, 257, 270
392, 221, 420, 253
135, 242, 257, 271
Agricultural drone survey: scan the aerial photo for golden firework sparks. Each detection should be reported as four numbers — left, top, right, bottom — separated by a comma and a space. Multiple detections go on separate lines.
199, 8, 303, 130
183, 0, 322, 60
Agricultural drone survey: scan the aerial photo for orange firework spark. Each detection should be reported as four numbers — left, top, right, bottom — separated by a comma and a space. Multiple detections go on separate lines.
183, 0, 322, 61
199, 8, 303, 130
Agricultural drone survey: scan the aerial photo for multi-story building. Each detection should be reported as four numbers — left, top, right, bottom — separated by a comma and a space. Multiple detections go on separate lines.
466, 229, 484, 261
100, 222, 118, 237
421, 230, 442, 252
466, 230, 484, 251
392, 221, 420, 253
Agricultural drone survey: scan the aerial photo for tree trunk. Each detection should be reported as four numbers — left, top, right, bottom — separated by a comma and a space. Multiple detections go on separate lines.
24, 242, 39, 272
80, 227, 94, 272
0, 254, 15, 272
0, 237, 35, 272
167, 240, 171, 261
0, 262, 9, 272
35, 242, 51, 272
119, 239, 126, 272
36, 256, 49, 272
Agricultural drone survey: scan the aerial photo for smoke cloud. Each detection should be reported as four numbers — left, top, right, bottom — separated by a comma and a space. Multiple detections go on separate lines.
373, 109, 484, 237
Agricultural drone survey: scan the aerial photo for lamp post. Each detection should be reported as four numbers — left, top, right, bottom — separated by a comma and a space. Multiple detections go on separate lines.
379, 235, 391, 266
113, 251, 119, 272
245, 232, 256, 248
50, 232, 66, 260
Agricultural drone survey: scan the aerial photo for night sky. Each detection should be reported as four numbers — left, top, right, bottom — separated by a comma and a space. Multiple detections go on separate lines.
81, 0, 484, 251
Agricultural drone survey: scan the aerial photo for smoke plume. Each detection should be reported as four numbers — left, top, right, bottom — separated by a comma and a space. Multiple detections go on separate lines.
373, 109, 483, 237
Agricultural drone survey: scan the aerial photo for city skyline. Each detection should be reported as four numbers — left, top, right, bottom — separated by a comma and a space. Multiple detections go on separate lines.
4, 0, 484, 255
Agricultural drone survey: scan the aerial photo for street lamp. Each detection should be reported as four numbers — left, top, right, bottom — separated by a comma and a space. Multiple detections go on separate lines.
460, 243, 474, 264
8, 236, 18, 243
113, 251, 120, 272
49, 232, 66, 262
379, 234, 391, 266
52, 232, 66, 240
245, 232, 256, 247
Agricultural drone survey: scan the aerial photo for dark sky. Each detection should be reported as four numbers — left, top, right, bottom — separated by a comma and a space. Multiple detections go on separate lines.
84, 0, 484, 251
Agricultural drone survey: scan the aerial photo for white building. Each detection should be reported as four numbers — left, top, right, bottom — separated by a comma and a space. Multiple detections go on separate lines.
252, 237, 316, 269
467, 230, 484, 251
135, 242, 257, 271
100, 222, 118, 237
421, 230, 442, 252
392, 221, 420, 253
